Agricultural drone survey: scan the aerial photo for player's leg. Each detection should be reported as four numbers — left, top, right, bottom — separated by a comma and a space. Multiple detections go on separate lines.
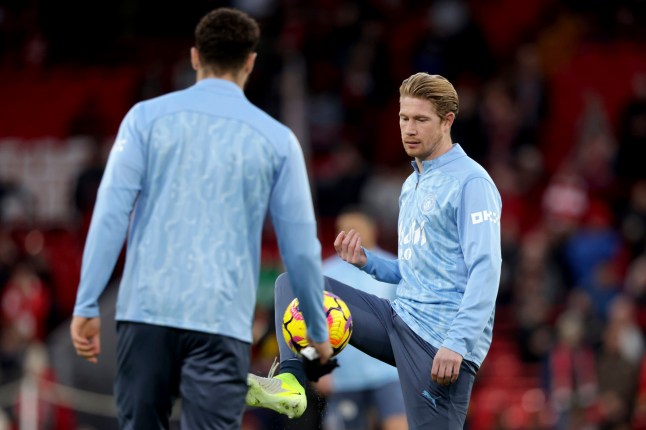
323, 275, 397, 365
275, 273, 396, 374
389, 314, 476, 429
246, 273, 396, 418
179, 331, 250, 430
114, 322, 181, 430
371, 380, 408, 430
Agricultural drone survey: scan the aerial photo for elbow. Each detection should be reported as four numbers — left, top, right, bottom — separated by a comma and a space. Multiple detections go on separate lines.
282, 245, 322, 273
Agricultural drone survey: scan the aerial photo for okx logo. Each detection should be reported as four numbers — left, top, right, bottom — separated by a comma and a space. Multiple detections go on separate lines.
470, 210, 500, 225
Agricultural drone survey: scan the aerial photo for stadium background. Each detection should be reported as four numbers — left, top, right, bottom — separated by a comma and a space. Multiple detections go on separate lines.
0, 0, 646, 428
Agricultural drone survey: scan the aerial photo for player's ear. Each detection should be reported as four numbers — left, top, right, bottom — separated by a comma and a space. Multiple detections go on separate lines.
244, 52, 257, 75
190, 47, 200, 71
443, 112, 455, 131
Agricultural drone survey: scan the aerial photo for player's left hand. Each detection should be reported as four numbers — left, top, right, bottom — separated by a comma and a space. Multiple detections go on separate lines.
431, 347, 462, 385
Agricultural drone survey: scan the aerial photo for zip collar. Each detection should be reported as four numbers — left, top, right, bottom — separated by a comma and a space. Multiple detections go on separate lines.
410, 144, 467, 174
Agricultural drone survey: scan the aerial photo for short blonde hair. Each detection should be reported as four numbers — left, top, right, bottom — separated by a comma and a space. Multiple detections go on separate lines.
399, 73, 459, 119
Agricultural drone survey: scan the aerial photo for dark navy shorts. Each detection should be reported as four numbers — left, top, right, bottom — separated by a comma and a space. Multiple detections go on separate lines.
323, 380, 406, 430
275, 274, 478, 430
115, 321, 250, 430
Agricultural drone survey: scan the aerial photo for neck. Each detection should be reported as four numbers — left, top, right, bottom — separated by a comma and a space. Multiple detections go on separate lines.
196, 68, 247, 89
415, 139, 453, 173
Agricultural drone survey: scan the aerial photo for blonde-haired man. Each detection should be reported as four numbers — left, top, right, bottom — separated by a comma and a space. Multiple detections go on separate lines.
249, 73, 502, 429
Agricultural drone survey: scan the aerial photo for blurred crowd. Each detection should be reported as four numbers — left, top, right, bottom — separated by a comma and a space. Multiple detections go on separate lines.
1, 0, 646, 429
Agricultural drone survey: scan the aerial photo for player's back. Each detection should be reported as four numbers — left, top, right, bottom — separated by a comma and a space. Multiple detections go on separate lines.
116, 78, 292, 342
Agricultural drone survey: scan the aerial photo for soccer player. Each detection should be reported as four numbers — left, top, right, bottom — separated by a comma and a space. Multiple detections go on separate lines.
248, 73, 502, 429
69, 8, 332, 430
318, 207, 407, 430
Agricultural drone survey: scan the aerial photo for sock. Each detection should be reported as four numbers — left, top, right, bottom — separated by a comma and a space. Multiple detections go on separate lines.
278, 358, 307, 387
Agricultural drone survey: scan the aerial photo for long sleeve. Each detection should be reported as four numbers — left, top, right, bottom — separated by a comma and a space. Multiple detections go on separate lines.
73, 106, 145, 317
269, 132, 328, 343
360, 249, 401, 284
442, 178, 502, 357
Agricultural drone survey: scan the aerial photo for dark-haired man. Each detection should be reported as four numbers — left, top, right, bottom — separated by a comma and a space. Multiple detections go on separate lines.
70, 8, 331, 429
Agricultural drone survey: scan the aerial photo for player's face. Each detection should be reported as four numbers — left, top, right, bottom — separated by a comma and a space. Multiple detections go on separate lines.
399, 96, 453, 163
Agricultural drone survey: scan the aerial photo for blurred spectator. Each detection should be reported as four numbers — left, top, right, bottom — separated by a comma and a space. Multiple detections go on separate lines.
563, 202, 624, 317
625, 253, 646, 306
606, 295, 644, 365
515, 290, 552, 364
597, 296, 644, 428
542, 167, 589, 237
512, 43, 549, 148
479, 78, 523, 163
573, 93, 617, 197
1, 260, 50, 343
547, 311, 598, 429
0, 259, 50, 387
620, 181, 646, 258
566, 289, 605, 353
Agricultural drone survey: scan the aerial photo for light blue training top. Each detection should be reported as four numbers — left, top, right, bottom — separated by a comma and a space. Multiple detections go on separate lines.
323, 249, 400, 392
73, 78, 328, 344
362, 144, 502, 367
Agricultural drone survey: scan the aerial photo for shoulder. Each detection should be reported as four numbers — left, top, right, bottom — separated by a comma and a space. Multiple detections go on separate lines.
246, 101, 292, 137
219, 96, 295, 152
131, 87, 294, 148
446, 150, 497, 191
127, 88, 188, 126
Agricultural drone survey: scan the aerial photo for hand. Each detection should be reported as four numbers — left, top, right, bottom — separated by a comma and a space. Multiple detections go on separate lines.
70, 316, 101, 364
431, 347, 462, 385
334, 230, 367, 268
303, 338, 338, 382
308, 337, 334, 364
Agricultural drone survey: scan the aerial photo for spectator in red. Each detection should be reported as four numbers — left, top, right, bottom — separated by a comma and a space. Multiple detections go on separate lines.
1, 260, 50, 343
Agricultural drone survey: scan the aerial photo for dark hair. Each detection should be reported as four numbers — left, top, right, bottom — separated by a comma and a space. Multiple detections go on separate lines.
195, 8, 260, 74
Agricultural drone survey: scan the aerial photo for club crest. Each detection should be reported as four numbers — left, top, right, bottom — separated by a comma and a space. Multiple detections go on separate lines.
420, 193, 436, 214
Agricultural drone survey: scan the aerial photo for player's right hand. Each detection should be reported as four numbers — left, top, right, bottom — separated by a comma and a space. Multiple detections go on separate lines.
334, 229, 368, 268
308, 338, 334, 364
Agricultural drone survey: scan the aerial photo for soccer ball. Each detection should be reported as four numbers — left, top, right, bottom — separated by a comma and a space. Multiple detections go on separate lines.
282, 291, 352, 356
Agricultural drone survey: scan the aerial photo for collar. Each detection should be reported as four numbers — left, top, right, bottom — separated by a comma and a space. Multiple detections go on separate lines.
410, 144, 466, 174
193, 78, 245, 97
